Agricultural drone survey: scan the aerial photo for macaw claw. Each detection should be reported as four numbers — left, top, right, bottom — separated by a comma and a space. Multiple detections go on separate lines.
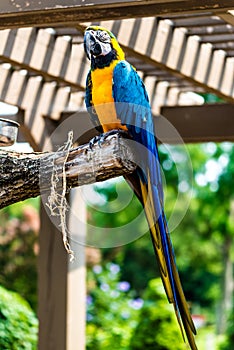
89, 129, 129, 150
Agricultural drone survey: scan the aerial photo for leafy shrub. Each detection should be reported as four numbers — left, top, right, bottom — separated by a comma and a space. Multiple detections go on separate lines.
0, 285, 38, 350
0, 201, 39, 310
87, 263, 187, 350
129, 279, 186, 350
86, 263, 140, 350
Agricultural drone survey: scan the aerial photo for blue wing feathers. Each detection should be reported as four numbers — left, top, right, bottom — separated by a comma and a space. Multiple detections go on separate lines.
113, 61, 164, 203
113, 60, 179, 307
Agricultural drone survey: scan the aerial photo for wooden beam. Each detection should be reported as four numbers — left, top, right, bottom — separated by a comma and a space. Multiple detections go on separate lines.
0, 1, 234, 29
160, 103, 234, 142
0, 132, 137, 209
60, 104, 234, 145
220, 11, 234, 26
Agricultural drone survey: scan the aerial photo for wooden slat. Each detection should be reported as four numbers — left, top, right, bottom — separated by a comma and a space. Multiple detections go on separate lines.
166, 27, 187, 69
143, 76, 157, 104
67, 91, 85, 110
152, 81, 169, 114
10, 27, 37, 63
166, 87, 180, 105
48, 36, 71, 78
0, 0, 234, 29
194, 42, 213, 83
28, 82, 57, 149
20, 77, 68, 150
111, 18, 136, 47
0, 29, 11, 54
180, 35, 201, 76
21, 76, 43, 112
150, 19, 173, 63
4, 69, 27, 105
0, 27, 85, 90
65, 46, 89, 86
0, 63, 12, 100
171, 14, 223, 27
220, 57, 234, 96
207, 49, 226, 89
133, 17, 156, 55
49, 87, 71, 120
29, 29, 55, 71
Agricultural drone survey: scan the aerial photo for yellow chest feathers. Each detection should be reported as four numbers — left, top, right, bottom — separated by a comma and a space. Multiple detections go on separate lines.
91, 62, 117, 105
90, 61, 127, 132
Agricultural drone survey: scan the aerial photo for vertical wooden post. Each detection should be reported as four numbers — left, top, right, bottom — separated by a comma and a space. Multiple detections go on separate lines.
38, 189, 86, 350
38, 204, 68, 350
67, 189, 86, 350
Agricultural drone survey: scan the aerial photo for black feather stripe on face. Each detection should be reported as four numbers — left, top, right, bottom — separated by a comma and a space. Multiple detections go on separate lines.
91, 48, 118, 70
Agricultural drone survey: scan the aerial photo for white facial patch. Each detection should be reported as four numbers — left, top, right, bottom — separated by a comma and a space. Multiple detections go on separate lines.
99, 42, 112, 56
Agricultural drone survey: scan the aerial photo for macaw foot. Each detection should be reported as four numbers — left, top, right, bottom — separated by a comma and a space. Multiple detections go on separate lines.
89, 135, 102, 150
89, 130, 129, 150
104, 129, 129, 139
88, 133, 110, 149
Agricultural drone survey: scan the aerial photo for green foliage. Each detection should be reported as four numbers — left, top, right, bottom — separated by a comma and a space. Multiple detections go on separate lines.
0, 199, 39, 310
87, 263, 140, 350
198, 93, 224, 104
87, 264, 187, 350
0, 285, 38, 350
130, 279, 186, 350
1, 140, 233, 348
116, 234, 159, 294
87, 141, 234, 344
219, 300, 234, 350
87, 179, 156, 294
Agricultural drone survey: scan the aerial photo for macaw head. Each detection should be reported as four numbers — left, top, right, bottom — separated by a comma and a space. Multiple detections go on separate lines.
84, 26, 125, 67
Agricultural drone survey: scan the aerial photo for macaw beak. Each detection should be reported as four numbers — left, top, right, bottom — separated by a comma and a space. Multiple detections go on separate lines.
84, 30, 102, 60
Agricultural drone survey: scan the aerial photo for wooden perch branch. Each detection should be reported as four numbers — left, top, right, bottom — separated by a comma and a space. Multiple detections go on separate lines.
0, 132, 137, 209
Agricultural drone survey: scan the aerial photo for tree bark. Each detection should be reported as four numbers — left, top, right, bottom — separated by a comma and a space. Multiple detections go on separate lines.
0, 132, 136, 209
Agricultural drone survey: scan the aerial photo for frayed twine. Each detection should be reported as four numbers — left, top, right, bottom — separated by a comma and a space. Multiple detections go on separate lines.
46, 131, 75, 262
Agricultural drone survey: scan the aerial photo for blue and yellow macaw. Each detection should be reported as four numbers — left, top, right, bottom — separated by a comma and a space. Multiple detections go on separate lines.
84, 26, 197, 350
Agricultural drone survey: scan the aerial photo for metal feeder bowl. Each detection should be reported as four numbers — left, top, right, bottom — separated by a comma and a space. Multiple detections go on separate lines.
0, 118, 20, 147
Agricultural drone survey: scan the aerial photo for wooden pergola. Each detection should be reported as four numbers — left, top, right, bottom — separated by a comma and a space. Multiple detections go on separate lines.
1, 1, 234, 349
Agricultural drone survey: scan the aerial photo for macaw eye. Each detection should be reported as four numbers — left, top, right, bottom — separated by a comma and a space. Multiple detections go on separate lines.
97, 30, 111, 43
